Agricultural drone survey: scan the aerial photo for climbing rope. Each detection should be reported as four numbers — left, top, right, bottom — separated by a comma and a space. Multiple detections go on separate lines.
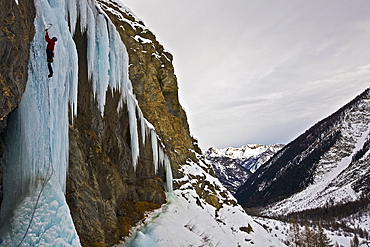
16, 64, 55, 247
17, 163, 54, 247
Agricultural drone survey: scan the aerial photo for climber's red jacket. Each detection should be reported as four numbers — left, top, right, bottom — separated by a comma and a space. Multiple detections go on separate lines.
45, 33, 56, 51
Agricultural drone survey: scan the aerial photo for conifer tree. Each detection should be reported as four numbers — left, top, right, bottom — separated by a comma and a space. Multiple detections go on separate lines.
316, 225, 333, 247
350, 234, 359, 247
287, 222, 334, 247
303, 225, 316, 246
288, 219, 302, 247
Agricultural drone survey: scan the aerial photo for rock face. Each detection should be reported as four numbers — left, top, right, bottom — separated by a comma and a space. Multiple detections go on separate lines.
66, 24, 166, 246
98, 1, 201, 177
0, 0, 35, 203
0, 0, 35, 130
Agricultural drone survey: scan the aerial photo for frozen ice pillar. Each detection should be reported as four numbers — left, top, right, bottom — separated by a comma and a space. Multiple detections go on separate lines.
0, 0, 80, 245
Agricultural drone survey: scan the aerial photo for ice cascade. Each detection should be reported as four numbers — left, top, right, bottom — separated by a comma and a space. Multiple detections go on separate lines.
0, 0, 173, 245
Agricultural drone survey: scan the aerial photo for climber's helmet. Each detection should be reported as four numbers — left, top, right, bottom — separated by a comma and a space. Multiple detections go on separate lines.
52, 37, 58, 42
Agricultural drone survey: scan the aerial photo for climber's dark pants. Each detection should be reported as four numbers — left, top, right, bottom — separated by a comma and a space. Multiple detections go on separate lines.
46, 49, 54, 62
46, 49, 54, 76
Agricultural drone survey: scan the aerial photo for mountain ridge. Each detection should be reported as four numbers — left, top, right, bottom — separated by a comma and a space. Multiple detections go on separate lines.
235, 87, 370, 215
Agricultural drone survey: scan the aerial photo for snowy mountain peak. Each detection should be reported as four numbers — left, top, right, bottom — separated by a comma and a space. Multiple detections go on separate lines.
205, 144, 284, 193
206, 143, 284, 160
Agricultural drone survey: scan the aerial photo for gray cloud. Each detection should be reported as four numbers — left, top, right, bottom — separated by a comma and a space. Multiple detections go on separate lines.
122, 0, 370, 150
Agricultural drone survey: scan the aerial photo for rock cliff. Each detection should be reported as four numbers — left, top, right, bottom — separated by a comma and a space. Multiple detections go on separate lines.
0, 0, 35, 131
98, 0, 201, 175
0, 0, 35, 206
67, 24, 166, 246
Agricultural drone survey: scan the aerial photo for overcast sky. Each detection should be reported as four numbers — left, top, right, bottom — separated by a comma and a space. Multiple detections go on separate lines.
121, 0, 370, 151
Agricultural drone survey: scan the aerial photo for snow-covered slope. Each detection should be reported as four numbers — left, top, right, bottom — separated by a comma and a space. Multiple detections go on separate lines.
236, 88, 370, 217
122, 156, 285, 247
205, 144, 284, 193
252, 214, 370, 247
264, 98, 370, 215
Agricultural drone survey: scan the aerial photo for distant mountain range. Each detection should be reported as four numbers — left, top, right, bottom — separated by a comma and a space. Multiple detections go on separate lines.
204, 144, 284, 193
205, 88, 370, 246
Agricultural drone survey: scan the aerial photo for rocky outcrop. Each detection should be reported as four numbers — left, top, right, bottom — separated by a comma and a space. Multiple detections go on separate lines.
0, 0, 35, 131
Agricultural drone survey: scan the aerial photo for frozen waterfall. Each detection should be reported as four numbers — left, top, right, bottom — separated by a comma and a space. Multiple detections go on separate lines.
0, 0, 173, 245
0, 0, 80, 245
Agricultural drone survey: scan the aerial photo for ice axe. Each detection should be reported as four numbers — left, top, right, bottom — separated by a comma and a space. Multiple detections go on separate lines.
45, 23, 53, 32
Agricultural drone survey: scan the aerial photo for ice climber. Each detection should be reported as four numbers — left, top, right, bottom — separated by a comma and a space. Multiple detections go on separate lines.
45, 30, 57, 78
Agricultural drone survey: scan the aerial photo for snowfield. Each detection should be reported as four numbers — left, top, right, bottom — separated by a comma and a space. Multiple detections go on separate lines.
253, 216, 370, 247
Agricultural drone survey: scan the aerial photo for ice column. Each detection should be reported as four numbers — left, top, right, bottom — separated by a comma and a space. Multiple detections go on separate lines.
0, 0, 80, 244
2, 0, 174, 213
1, 0, 79, 218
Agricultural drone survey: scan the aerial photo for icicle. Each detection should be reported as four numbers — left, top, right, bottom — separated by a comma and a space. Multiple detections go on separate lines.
65, 0, 77, 34
157, 146, 173, 192
127, 93, 139, 169
86, 7, 96, 82
151, 129, 159, 174
138, 110, 147, 145
77, 0, 88, 33
164, 156, 173, 192
158, 146, 165, 166
93, 14, 110, 112
108, 22, 121, 90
